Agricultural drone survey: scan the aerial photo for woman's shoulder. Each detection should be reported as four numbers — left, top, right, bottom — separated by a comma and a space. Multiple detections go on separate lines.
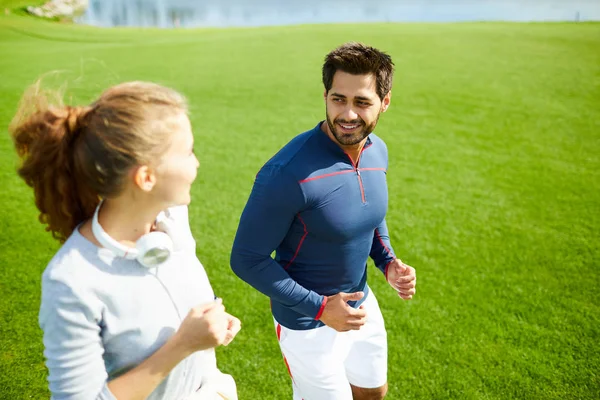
39, 231, 109, 330
42, 229, 102, 287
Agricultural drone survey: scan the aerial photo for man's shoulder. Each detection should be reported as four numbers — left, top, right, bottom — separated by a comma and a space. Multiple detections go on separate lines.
368, 132, 388, 148
263, 124, 321, 173
366, 132, 389, 158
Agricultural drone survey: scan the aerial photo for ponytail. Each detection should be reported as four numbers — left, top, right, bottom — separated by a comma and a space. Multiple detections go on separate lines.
9, 84, 99, 243
9, 80, 188, 243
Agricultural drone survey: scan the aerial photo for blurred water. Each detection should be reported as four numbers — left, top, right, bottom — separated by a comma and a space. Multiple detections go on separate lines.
78, 0, 600, 28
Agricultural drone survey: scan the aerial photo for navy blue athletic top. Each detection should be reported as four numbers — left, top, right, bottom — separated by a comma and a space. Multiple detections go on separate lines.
230, 122, 396, 330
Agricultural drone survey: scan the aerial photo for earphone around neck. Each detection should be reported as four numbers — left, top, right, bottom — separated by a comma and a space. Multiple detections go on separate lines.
91, 201, 174, 268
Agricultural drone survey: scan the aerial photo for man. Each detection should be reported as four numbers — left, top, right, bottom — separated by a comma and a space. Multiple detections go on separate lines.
230, 42, 417, 400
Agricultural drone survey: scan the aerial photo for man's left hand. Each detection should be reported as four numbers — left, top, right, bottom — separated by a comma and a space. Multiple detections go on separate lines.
386, 259, 416, 300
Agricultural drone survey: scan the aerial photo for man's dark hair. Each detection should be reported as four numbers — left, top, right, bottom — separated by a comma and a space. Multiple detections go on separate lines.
322, 42, 394, 101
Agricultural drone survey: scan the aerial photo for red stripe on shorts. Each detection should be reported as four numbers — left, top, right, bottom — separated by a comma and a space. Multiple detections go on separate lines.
276, 323, 294, 380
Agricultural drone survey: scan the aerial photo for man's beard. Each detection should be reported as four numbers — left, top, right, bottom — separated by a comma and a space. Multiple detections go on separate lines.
326, 107, 381, 146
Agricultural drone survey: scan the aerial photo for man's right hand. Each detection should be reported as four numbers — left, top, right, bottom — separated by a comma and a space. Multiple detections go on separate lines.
318, 291, 367, 332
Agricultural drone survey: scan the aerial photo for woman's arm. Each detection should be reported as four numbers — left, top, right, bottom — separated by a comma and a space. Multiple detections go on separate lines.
108, 301, 227, 400
40, 276, 228, 400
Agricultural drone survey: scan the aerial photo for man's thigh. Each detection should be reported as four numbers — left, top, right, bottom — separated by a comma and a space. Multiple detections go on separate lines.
274, 320, 353, 400
345, 291, 388, 390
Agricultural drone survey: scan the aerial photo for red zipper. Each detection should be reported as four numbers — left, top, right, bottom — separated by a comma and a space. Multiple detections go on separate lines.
356, 169, 366, 203
346, 149, 366, 204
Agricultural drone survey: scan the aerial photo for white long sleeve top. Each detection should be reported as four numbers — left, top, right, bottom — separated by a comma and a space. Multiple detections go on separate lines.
39, 206, 218, 399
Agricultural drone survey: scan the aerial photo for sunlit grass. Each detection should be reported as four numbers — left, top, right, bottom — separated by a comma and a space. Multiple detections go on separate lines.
0, 13, 598, 399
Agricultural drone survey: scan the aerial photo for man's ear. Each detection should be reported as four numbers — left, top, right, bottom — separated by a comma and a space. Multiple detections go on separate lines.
382, 91, 392, 112
133, 165, 157, 193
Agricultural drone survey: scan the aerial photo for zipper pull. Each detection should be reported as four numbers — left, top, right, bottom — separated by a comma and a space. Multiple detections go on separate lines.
356, 169, 361, 176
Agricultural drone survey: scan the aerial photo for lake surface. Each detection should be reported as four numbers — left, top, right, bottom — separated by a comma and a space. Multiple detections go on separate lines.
77, 0, 600, 28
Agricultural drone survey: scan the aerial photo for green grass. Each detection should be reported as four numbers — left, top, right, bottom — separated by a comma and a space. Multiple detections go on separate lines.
0, 11, 599, 400
0, 0, 43, 14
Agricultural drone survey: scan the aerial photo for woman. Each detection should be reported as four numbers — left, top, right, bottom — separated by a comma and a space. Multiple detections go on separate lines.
10, 81, 240, 399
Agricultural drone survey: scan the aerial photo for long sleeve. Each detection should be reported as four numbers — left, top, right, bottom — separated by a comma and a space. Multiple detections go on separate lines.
230, 165, 325, 319
370, 218, 397, 277
39, 276, 117, 400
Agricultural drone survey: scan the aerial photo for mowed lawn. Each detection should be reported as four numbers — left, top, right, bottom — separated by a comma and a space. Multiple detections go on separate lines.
0, 9, 598, 400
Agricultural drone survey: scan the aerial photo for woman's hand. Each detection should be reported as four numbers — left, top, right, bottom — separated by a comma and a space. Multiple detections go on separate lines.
174, 299, 230, 354
222, 313, 241, 346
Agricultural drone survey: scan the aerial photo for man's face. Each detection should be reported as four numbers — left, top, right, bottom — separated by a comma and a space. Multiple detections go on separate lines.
324, 71, 391, 146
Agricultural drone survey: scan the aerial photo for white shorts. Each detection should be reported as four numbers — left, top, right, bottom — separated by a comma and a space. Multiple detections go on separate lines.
274, 291, 387, 400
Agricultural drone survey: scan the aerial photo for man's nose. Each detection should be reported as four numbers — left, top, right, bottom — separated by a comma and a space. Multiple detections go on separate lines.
340, 106, 359, 121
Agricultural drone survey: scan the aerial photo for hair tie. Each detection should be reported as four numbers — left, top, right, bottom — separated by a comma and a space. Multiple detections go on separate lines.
64, 105, 92, 141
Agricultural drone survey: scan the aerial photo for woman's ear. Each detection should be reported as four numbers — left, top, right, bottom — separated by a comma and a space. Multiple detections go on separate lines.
133, 165, 157, 192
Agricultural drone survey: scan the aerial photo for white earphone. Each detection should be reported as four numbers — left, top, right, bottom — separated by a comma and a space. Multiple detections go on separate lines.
91, 201, 174, 268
